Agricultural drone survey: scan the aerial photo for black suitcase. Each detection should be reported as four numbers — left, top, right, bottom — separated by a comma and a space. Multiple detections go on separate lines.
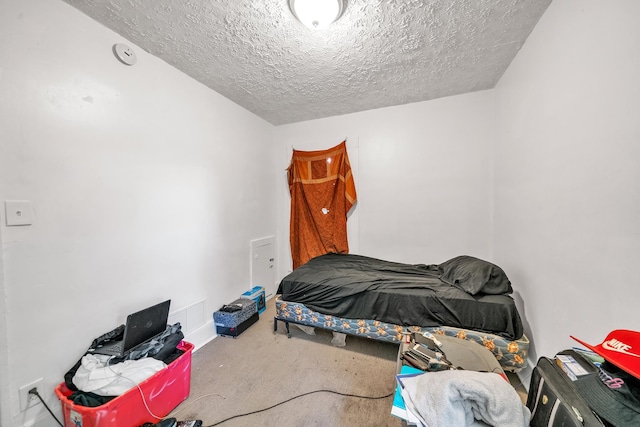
527, 350, 607, 426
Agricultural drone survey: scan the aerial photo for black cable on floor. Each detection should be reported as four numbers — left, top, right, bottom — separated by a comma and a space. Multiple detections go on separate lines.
204, 389, 395, 427
30, 388, 64, 427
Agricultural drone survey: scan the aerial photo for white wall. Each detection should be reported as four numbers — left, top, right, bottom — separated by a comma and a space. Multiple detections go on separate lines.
494, 0, 640, 363
275, 91, 496, 280
0, 1, 277, 426
0, 225, 8, 426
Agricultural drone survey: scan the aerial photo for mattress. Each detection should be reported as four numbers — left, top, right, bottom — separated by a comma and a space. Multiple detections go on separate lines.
277, 253, 523, 340
274, 296, 529, 372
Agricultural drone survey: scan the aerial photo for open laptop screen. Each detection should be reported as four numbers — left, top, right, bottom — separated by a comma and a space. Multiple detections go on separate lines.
121, 299, 171, 353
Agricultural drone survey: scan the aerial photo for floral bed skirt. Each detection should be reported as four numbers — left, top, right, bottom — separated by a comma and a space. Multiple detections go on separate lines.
274, 295, 528, 372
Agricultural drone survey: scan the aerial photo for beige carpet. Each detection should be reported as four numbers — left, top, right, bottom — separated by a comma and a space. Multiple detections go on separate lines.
167, 298, 526, 427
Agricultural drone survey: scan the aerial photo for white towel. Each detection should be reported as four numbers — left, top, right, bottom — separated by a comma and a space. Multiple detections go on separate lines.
400, 370, 530, 427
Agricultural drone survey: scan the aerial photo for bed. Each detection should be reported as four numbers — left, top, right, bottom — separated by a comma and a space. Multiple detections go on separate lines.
274, 253, 529, 372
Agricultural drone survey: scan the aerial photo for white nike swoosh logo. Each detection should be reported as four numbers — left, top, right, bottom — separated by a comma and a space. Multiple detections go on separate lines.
602, 342, 640, 358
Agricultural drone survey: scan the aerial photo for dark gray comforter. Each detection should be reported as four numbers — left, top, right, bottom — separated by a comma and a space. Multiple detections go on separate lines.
277, 253, 524, 340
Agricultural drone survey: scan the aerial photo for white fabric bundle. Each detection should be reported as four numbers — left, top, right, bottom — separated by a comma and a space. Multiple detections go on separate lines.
73, 354, 166, 396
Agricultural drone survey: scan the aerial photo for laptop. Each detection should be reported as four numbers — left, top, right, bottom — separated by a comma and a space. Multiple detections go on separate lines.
91, 299, 171, 357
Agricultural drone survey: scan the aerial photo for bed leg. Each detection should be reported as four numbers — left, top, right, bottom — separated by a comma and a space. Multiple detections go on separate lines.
273, 317, 292, 338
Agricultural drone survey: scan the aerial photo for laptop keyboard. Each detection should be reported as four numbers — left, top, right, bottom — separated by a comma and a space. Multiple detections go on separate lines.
109, 343, 123, 353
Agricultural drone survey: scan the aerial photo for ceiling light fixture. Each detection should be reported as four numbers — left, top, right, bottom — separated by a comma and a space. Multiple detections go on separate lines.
289, 0, 346, 30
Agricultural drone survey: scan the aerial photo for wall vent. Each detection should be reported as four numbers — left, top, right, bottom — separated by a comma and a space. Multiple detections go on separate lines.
169, 300, 205, 334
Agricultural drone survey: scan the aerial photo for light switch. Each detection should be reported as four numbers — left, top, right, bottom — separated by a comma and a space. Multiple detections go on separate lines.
5, 200, 34, 226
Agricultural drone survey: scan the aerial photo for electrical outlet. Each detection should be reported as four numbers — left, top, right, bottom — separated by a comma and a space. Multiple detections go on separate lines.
19, 378, 43, 411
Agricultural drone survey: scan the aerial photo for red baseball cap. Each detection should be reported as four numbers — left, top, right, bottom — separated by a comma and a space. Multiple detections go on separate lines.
571, 330, 640, 379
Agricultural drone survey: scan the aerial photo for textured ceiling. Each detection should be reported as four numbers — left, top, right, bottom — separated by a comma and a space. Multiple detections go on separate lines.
61, 0, 552, 125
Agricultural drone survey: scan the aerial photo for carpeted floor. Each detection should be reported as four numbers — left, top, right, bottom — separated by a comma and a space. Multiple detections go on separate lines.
167, 298, 527, 427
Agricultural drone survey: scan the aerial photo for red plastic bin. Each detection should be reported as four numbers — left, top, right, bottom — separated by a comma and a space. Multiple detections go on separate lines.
55, 341, 193, 427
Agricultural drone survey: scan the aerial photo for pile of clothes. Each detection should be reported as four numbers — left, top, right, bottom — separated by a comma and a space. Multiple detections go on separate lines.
64, 323, 184, 407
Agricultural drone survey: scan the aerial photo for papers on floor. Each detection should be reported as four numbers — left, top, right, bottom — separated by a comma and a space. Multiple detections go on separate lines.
392, 365, 424, 426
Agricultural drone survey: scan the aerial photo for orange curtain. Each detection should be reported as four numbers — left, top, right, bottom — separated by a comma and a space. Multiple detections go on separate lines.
287, 141, 357, 269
